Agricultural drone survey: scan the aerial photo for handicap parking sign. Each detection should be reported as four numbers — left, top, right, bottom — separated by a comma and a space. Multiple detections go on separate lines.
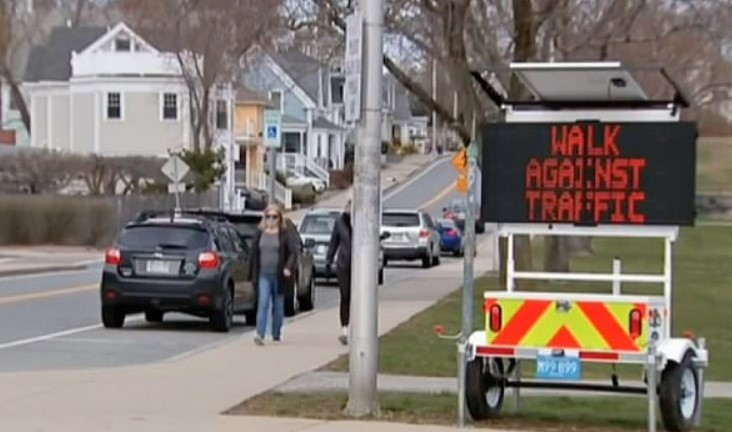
263, 110, 282, 148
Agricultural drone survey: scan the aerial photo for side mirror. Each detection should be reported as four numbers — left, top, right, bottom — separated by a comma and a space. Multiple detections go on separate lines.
380, 231, 391, 241
304, 238, 316, 248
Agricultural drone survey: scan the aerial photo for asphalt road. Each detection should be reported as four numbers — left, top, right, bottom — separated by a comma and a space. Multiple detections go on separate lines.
0, 156, 473, 372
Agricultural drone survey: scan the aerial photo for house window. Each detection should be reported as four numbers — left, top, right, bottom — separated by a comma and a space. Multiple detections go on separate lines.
215, 100, 228, 130
162, 93, 178, 120
106, 92, 122, 120
114, 37, 131, 52
269, 90, 283, 112
330, 76, 345, 105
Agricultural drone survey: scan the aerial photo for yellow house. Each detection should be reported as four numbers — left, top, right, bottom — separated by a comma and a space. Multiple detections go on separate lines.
235, 86, 274, 188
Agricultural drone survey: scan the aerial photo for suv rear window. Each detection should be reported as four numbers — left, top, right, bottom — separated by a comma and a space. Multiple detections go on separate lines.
118, 225, 210, 250
383, 212, 420, 227
300, 214, 338, 234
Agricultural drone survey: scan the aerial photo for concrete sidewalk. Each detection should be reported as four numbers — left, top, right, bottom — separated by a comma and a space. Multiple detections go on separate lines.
276, 371, 732, 399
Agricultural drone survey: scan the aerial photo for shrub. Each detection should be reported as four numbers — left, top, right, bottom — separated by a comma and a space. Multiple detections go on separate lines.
291, 184, 316, 205
0, 195, 115, 246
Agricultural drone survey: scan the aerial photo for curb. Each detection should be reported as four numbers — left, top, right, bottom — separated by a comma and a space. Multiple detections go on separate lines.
0, 264, 88, 278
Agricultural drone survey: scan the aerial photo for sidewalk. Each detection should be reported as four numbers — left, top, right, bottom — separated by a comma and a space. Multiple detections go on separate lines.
0, 250, 497, 431
276, 371, 732, 399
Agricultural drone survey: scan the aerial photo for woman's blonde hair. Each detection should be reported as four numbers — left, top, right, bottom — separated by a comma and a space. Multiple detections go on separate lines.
258, 203, 287, 230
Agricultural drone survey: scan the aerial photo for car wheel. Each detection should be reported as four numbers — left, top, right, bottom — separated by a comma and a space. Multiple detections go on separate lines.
101, 305, 125, 329
284, 278, 298, 317
383, 257, 389, 268
422, 248, 432, 268
432, 249, 441, 266
378, 267, 384, 285
298, 269, 315, 312
145, 310, 164, 323
476, 222, 485, 234
210, 283, 234, 332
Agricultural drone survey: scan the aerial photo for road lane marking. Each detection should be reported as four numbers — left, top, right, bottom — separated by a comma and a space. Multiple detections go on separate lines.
0, 284, 98, 305
383, 156, 450, 200
421, 183, 457, 211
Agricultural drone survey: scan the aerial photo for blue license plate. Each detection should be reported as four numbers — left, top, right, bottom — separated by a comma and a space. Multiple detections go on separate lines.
536, 355, 582, 380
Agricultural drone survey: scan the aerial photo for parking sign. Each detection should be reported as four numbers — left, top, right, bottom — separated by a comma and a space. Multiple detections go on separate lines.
263, 110, 282, 148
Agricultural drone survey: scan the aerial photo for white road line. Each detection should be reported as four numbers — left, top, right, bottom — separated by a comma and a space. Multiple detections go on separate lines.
383, 156, 450, 200
0, 315, 144, 351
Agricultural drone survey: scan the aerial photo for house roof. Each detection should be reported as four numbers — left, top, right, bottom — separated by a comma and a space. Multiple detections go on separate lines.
282, 114, 307, 126
269, 50, 324, 103
312, 116, 343, 131
24, 26, 107, 82
236, 86, 273, 106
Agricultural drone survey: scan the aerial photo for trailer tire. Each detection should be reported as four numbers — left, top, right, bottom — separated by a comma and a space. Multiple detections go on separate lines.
659, 350, 699, 432
466, 357, 505, 420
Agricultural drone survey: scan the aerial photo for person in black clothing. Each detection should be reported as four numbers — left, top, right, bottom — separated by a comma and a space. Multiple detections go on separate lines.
325, 199, 353, 345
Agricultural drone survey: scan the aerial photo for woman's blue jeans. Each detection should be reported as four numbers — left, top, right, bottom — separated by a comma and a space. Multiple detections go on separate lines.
256, 274, 284, 340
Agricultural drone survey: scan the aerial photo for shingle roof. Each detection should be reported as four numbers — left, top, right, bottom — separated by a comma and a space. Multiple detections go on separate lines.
269, 50, 323, 103
236, 85, 274, 106
23, 26, 107, 82
312, 116, 343, 130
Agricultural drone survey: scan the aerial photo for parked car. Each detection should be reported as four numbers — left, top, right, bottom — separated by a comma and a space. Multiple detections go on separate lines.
285, 171, 326, 193
298, 207, 386, 284
237, 187, 268, 210
177, 208, 315, 317
101, 211, 255, 332
443, 198, 485, 234
436, 218, 464, 256
380, 209, 441, 268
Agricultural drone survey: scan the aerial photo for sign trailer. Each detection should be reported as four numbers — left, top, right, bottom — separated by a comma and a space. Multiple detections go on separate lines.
464, 62, 709, 432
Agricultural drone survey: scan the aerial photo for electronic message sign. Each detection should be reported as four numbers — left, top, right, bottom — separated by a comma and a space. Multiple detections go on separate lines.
481, 122, 697, 226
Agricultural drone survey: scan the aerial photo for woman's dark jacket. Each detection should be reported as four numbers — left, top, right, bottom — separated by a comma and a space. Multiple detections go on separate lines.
326, 212, 352, 275
249, 226, 298, 294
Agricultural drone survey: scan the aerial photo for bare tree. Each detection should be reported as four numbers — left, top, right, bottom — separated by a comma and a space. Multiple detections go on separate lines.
121, 0, 283, 151
0, 0, 34, 132
0, 149, 84, 193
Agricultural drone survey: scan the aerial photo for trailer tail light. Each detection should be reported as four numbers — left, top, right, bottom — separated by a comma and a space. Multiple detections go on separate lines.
629, 308, 642, 338
489, 304, 503, 332
105, 248, 121, 266
198, 252, 220, 269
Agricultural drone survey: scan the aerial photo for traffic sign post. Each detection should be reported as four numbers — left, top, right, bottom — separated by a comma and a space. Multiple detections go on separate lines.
263, 109, 282, 204
161, 154, 190, 209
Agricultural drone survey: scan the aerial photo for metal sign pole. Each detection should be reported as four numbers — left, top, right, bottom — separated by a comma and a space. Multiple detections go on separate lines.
173, 158, 181, 209
268, 147, 277, 204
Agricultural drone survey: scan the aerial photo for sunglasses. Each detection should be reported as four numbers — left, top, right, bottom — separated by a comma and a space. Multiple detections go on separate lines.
265, 214, 280, 220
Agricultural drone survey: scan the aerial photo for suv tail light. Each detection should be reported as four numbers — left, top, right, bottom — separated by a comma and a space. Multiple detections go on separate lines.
446, 229, 458, 237
105, 248, 121, 265
419, 230, 430, 238
198, 252, 220, 269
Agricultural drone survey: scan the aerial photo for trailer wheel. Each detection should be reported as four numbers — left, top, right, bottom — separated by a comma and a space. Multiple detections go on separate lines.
466, 357, 505, 420
659, 350, 699, 432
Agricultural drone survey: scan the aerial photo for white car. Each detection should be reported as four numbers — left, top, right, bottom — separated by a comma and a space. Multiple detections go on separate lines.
285, 171, 326, 193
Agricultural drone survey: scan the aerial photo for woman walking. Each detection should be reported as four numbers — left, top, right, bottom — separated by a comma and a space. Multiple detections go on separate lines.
249, 204, 298, 345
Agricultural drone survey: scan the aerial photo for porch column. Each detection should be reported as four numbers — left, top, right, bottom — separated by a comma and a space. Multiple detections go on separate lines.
299, 130, 305, 155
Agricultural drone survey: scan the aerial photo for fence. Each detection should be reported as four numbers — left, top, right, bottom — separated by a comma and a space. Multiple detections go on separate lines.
0, 191, 219, 247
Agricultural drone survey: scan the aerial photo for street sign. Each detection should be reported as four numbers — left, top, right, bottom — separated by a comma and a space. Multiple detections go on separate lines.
452, 148, 467, 174
344, 11, 363, 123
263, 109, 282, 148
161, 155, 189, 183
167, 182, 185, 194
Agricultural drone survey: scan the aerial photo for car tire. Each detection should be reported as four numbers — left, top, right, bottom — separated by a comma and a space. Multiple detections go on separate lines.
378, 267, 384, 285
422, 249, 432, 268
101, 305, 125, 329
383, 257, 389, 268
432, 252, 440, 266
210, 284, 234, 332
244, 306, 257, 326
298, 270, 315, 312
476, 222, 485, 234
145, 310, 164, 323
659, 350, 700, 431
454, 248, 464, 257
284, 278, 298, 317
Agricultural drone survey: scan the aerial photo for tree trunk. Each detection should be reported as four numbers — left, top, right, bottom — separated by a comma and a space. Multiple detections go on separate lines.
568, 236, 594, 257
544, 236, 570, 272
0, 63, 31, 133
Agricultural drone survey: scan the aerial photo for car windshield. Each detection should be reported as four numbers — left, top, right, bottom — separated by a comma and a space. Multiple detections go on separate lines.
448, 200, 465, 212
383, 212, 420, 227
437, 219, 456, 229
118, 225, 209, 250
300, 214, 338, 234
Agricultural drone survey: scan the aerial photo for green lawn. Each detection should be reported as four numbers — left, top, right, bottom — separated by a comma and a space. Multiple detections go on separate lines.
229, 391, 732, 432
697, 138, 732, 193
327, 225, 732, 381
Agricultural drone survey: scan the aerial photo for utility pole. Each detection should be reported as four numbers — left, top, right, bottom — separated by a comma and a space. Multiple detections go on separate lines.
345, 0, 384, 417
457, 116, 478, 427
431, 58, 437, 154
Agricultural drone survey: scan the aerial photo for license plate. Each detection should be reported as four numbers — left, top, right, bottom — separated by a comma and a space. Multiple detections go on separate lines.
316, 245, 327, 254
145, 260, 176, 274
393, 233, 408, 242
536, 355, 582, 380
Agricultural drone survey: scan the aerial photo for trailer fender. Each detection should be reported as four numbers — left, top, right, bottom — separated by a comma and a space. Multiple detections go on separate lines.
657, 338, 704, 367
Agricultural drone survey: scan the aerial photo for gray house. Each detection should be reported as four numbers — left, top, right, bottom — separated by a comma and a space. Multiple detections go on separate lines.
23, 22, 193, 156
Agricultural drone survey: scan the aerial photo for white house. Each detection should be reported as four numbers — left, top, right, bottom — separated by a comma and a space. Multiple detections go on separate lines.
22, 22, 198, 156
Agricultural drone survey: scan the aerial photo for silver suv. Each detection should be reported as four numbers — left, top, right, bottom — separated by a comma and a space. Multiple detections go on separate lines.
380, 209, 441, 269
299, 208, 385, 284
